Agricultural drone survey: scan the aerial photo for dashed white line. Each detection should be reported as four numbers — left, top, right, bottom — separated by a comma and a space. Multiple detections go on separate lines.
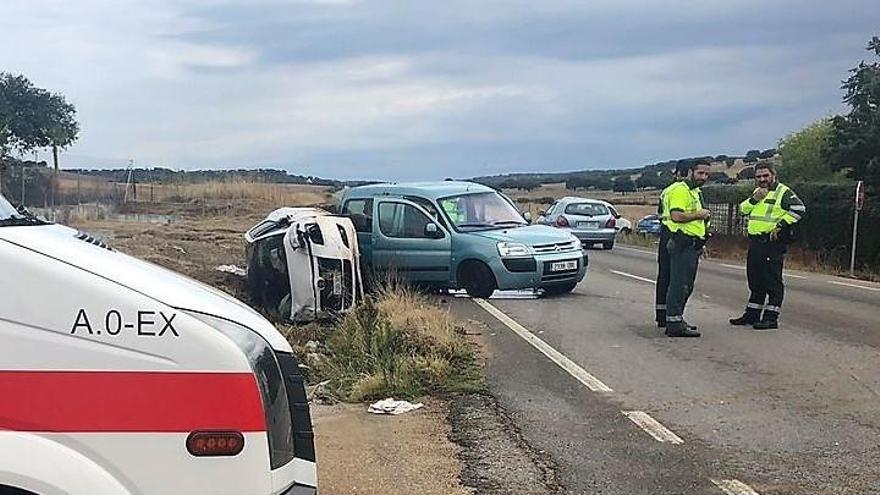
622, 411, 684, 444
721, 263, 745, 270
828, 280, 880, 292
473, 298, 613, 392
609, 269, 656, 285
711, 479, 761, 495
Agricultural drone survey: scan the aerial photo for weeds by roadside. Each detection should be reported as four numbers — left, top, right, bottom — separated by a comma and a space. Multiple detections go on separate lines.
284, 284, 482, 403
617, 231, 659, 249
618, 231, 880, 281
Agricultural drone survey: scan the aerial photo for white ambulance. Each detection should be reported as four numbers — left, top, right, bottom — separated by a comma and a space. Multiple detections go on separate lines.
0, 192, 317, 495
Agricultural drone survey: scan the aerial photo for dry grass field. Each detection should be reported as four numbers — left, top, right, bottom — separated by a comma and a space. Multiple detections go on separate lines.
56, 172, 334, 207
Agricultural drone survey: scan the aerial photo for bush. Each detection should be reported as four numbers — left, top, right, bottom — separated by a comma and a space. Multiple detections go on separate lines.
314, 286, 481, 402
702, 182, 879, 270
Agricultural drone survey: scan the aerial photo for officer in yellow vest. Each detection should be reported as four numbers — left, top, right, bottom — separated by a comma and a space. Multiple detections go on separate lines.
663, 161, 711, 337
654, 164, 687, 327
729, 162, 805, 330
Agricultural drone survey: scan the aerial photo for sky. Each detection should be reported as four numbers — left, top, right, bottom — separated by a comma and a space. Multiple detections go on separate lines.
1, 1, 878, 181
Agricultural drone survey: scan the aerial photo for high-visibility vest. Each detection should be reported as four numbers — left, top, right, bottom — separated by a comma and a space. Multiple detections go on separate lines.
740, 183, 799, 235
663, 182, 706, 239
660, 181, 685, 228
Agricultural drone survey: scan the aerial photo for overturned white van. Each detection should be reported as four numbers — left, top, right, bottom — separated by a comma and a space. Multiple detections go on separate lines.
246, 208, 363, 322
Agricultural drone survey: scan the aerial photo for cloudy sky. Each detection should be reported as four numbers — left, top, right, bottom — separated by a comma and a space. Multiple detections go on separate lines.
1, 1, 877, 180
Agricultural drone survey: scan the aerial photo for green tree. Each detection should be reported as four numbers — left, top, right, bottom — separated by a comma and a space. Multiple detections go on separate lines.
737, 166, 755, 180
777, 118, 842, 182
829, 36, 880, 184
612, 177, 636, 193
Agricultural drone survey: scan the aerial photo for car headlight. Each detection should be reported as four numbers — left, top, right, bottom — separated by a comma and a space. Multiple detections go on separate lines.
497, 242, 532, 257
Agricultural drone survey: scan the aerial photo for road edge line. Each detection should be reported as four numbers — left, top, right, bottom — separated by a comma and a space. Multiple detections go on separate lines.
473, 298, 613, 393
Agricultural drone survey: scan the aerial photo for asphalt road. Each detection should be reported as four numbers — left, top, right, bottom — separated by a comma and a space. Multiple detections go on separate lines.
453, 245, 880, 495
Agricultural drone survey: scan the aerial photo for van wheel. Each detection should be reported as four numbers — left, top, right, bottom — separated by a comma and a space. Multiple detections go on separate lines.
603, 241, 614, 250
543, 281, 578, 296
459, 261, 497, 299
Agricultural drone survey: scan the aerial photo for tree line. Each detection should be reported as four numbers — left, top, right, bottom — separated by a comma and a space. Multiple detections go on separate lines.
66, 167, 343, 187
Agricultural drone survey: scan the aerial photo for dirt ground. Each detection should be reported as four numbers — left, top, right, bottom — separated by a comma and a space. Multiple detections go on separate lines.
314, 400, 471, 495
69, 198, 475, 494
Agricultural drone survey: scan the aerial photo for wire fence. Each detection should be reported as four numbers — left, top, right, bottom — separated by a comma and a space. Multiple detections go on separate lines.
706, 202, 747, 236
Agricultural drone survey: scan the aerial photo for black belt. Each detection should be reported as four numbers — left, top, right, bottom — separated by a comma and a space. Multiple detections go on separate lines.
672, 230, 706, 248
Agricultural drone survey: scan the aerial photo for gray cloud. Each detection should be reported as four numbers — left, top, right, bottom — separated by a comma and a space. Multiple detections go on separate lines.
0, 0, 877, 180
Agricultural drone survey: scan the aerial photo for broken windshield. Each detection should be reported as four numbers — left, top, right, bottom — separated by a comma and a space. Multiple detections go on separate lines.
0, 193, 21, 220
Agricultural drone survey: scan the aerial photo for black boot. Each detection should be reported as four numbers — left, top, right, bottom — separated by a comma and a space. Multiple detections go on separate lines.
729, 308, 761, 326
753, 319, 778, 330
665, 322, 701, 338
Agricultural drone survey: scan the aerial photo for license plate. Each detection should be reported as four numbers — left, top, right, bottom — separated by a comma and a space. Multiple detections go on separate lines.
577, 221, 600, 229
550, 260, 578, 272
332, 274, 343, 296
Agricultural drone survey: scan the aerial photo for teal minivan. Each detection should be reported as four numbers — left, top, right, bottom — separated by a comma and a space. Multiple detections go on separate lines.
338, 181, 587, 298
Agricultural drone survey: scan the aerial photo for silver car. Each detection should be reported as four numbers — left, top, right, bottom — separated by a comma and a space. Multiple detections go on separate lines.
538, 197, 618, 249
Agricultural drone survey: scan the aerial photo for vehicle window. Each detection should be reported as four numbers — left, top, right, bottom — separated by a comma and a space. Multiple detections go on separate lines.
439, 192, 526, 230
565, 202, 609, 216
0, 193, 19, 219
305, 223, 324, 245
378, 202, 437, 238
337, 225, 350, 248
404, 195, 448, 228
607, 205, 620, 218
545, 202, 559, 216
342, 199, 373, 233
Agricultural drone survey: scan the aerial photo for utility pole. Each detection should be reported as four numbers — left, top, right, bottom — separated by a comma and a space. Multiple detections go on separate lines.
123, 159, 134, 203
850, 180, 865, 276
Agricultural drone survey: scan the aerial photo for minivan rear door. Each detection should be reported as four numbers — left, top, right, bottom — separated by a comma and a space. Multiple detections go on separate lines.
373, 199, 452, 282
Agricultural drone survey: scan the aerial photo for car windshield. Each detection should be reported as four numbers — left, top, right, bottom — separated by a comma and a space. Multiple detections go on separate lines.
0, 193, 21, 220
439, 192, 526, 230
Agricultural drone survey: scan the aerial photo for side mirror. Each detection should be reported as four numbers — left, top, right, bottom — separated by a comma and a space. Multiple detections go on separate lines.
523, 212, 532, 222
425, 223, 443, 238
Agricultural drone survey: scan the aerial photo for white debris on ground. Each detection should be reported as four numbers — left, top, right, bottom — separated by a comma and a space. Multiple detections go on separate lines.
368, 398, 425, 415
215, 264, 247, 277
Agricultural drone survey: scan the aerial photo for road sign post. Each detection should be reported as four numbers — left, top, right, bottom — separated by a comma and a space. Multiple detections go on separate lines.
850, 180, 865, 276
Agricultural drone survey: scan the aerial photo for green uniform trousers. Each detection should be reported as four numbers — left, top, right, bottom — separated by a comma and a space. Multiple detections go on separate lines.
665, 234, 702, 323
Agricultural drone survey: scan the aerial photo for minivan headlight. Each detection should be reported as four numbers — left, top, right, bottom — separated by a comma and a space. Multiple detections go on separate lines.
497, 242, 532, 257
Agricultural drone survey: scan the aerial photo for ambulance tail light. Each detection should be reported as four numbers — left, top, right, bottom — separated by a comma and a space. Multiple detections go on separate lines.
187, 431, 245, 457
183, 311, 296, 469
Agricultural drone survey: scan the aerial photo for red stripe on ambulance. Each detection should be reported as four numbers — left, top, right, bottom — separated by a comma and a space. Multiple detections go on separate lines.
0, 371, 266, 432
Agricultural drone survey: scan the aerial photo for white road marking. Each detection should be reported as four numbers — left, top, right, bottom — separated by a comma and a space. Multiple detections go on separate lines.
784, 273, 807, 280
621, 411, 683, 444
828, 280, 880, 292
615, 245, 655, 255
473, 298, 613, 392
609, 269, 656, 285
711, 479, 761, 495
